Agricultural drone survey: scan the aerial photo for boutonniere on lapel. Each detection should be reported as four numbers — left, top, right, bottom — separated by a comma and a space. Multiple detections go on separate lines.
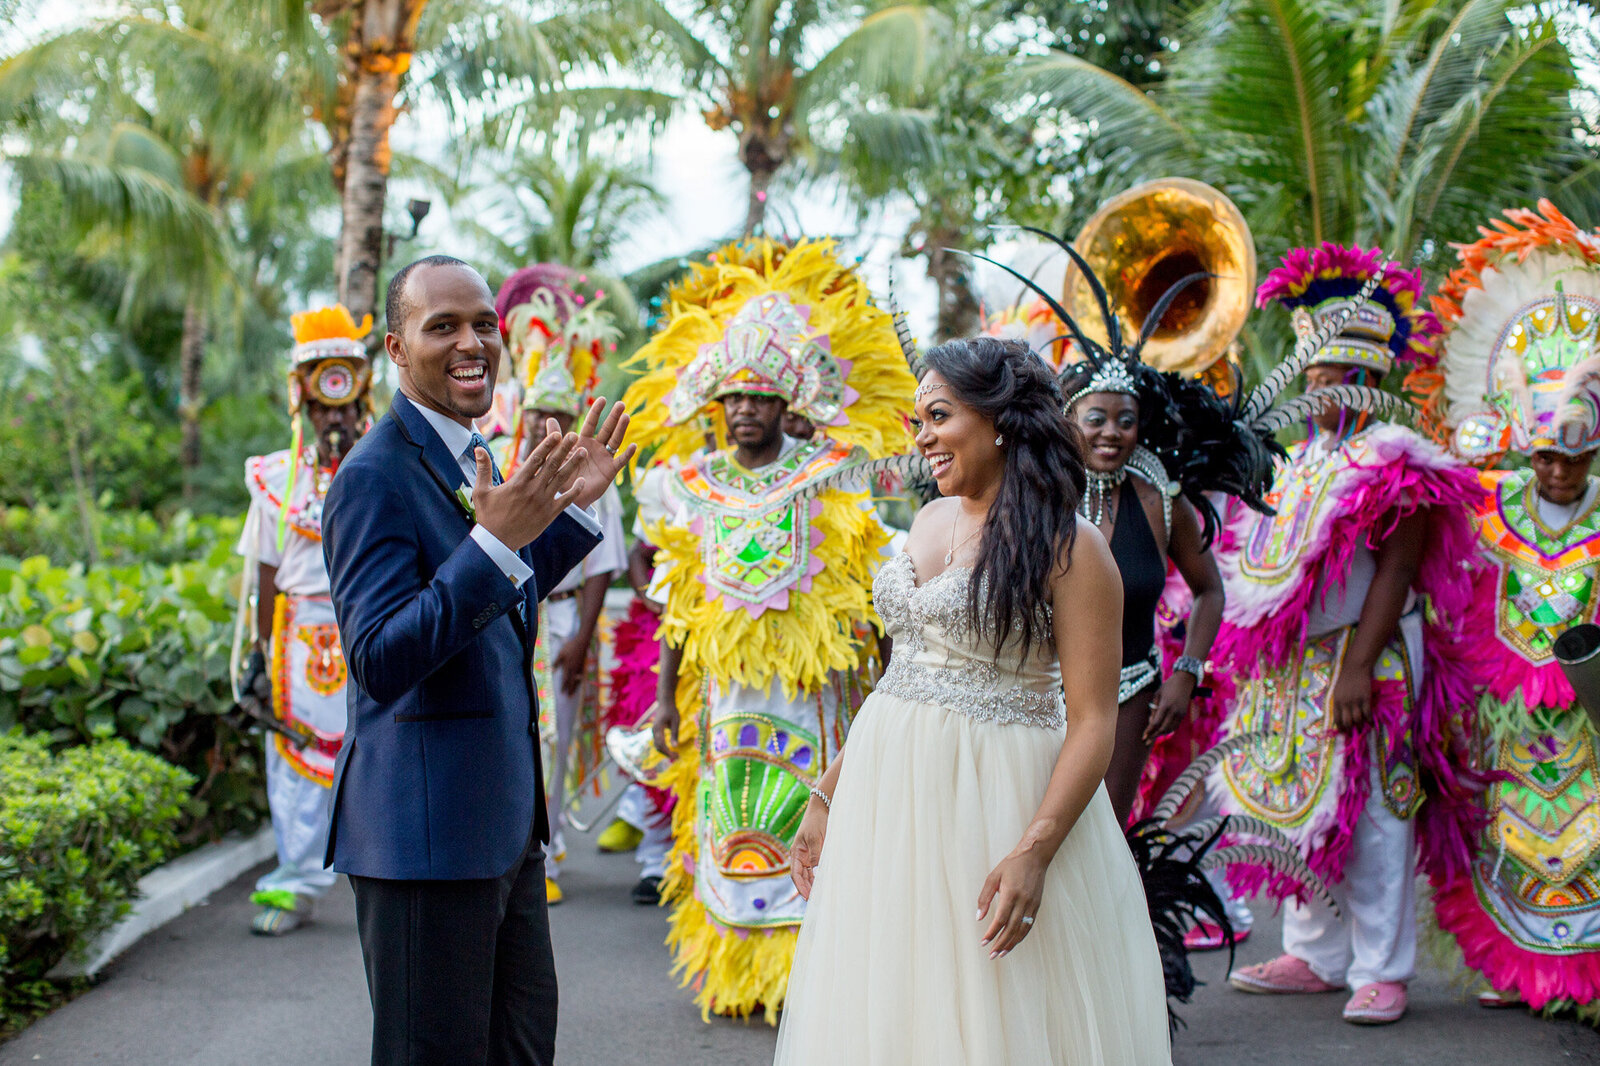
454, 484, 476, 521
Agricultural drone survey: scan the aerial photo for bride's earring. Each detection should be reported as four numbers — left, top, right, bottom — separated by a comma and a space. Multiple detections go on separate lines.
994, 434, 1004, 446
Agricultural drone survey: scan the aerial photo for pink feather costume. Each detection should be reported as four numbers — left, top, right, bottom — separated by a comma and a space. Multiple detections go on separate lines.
1203, 421, 1489, 902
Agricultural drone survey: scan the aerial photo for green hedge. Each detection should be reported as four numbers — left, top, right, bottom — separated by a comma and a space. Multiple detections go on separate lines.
0, 733, 192, 1031
0, 544, 265, 844
0, 504, 237, 569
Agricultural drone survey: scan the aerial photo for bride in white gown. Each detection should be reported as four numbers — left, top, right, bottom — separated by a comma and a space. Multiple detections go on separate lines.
773, 336, 1172, 1065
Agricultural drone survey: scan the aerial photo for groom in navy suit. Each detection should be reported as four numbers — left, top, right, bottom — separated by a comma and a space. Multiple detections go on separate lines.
321, 255, 634, 1066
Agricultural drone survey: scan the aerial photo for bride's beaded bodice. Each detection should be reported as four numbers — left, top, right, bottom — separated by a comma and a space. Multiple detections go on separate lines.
872, 553, 1066, 729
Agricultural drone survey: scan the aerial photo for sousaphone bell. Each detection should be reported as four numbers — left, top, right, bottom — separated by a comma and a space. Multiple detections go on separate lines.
1063, 177, 1256, 382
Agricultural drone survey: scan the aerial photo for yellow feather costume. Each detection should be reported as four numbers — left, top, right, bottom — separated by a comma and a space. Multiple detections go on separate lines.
623, 238, 914, 1022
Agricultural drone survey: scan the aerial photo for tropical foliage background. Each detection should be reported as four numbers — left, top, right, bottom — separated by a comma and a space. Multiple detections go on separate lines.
0, 0, 1596, 1026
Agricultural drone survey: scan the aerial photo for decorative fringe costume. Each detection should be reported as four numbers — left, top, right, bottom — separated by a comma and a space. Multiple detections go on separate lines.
1406, 201, 1600, 1019
1206, 244, 1487, 992
486, 265, 627, 883
238, 305, 373, 919
622, 238, 915, 1022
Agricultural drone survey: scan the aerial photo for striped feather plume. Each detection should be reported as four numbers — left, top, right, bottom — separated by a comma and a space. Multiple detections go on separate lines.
1202, 844, 1341, 915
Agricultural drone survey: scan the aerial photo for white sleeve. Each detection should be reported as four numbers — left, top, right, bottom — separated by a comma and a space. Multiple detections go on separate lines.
582, 486, 629, 578
242, 499, 285, 569
469, 524, 535, 588
563, 503, 602, 537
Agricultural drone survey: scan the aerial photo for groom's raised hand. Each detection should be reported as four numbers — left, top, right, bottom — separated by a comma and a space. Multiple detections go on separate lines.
472, 420, 586, 552
565, 398, 636, 510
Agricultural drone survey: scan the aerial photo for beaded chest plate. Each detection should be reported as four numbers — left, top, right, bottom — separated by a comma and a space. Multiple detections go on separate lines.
1240, 435, 1372, 585
1479, 471, 1600, 665
676, 437, 852, 616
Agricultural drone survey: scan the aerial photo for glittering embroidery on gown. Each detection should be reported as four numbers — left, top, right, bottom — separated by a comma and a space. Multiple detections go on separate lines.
773, 553, 1173, 1065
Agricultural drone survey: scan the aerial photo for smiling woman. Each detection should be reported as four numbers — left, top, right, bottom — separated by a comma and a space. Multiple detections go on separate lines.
776, 334, 1175, 1065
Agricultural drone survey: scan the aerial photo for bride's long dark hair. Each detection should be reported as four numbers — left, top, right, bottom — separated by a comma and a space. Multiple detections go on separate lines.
921, 336, 1088, 659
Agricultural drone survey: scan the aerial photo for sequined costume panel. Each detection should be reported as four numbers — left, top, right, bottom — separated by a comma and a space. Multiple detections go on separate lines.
872, 553, 1065, 729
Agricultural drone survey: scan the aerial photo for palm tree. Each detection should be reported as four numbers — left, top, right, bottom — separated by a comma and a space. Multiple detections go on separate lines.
460, 153, 667, 280
825, 5, 1061, 340
1018, 0, 1600, 267
237, 0, 677, 326
1, 10, 328, 497
631, 0, 950, 237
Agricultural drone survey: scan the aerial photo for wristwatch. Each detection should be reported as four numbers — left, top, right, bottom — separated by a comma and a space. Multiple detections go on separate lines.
1171, 655, 1206, 683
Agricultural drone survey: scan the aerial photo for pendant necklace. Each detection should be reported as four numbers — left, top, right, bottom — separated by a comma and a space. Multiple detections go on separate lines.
946, 512, 983, 566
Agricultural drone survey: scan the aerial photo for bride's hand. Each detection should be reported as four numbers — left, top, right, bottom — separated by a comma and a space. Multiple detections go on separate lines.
790, 800, 829, 899
977, 848, 1048, 959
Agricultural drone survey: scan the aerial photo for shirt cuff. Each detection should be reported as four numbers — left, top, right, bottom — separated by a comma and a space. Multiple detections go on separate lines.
470, 524, 534, 588
563, 503, 602, 538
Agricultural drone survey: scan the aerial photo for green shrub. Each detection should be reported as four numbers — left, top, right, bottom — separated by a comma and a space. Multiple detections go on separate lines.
0, 503, 239, 570
0, 734, 192, 1029
0, 553, 264, 843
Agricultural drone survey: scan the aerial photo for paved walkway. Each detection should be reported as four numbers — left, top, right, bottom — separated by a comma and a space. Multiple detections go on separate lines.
2, 812, 1596, 1065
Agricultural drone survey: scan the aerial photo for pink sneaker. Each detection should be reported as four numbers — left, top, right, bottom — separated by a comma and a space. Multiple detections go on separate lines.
1228, 954, 1342, 994
1184, 921, 1249, 952
1343, 981, 1406, 1024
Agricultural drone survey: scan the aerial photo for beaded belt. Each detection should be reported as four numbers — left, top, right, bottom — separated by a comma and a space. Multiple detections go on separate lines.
1118, 647, 1162, 704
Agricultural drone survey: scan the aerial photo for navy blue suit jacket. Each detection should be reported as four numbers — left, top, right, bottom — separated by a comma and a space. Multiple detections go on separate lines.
321, 392, 600, 880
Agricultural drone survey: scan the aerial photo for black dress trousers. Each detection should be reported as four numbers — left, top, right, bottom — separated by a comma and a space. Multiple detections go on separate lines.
350, 831, 557, 1066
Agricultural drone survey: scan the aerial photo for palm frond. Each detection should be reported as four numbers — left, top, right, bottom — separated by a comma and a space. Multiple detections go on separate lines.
1008, 51, 1196, 171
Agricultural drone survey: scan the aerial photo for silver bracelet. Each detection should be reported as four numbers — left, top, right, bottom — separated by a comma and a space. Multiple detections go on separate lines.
808, 785, 832, 810
1171, 655, 1206, 682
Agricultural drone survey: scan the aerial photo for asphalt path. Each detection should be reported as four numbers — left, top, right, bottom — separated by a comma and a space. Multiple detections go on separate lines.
3, 810, 1596, 1066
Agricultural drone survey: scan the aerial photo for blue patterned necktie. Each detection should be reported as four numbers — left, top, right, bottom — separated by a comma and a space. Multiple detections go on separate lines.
464, 432, 524, 624
464, 432, 503, 486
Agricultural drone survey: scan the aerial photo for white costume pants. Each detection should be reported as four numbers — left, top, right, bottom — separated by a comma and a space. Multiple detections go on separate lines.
617, 783, 672, 880
255, 740, 338, 901
1282, 766, 1417, 988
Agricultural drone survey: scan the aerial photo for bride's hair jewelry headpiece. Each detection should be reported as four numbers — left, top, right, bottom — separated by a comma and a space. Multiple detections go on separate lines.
913, 379, 946, 404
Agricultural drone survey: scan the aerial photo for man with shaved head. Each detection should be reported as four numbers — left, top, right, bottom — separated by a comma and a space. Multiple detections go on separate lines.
322, 256, 635, 1065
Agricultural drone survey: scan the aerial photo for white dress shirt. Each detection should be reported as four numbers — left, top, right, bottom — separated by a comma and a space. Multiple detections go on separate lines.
413, 402, 602, 589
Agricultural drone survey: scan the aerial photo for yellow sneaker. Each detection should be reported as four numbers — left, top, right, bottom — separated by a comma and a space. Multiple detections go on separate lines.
545, 877, 564, 905
596, 818, 644, 853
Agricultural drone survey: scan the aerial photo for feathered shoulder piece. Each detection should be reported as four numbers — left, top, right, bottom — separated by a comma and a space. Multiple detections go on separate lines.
622, 238, 917, 466
1405, 200, 1600, 461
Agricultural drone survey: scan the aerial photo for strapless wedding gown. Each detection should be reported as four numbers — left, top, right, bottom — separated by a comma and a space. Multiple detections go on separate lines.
773, 553, 1172, 1065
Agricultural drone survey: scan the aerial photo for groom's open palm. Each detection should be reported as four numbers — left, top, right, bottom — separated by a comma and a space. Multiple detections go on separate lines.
566, 398, 636, 509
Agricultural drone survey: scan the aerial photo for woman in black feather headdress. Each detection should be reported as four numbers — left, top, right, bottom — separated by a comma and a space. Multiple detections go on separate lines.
1060, 358, 1228, 829
976, 229, 1285, 831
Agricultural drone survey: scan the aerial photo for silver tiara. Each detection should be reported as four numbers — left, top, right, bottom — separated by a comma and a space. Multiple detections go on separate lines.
1066, 359, 1138, 409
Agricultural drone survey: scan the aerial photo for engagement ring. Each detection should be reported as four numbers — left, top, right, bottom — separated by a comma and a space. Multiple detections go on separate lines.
1021, 916, 1035, 926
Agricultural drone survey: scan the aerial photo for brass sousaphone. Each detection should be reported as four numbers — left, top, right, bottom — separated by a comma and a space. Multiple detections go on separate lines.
1062, 178, 1256, 379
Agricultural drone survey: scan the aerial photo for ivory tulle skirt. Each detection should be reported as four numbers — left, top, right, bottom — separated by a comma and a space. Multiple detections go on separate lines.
773, 691, 1173, 1066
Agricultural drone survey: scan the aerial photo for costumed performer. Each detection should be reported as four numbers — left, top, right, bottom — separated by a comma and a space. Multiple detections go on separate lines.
628, 237, 916, 1022
1215, 243, 1486, 1025
236, 304, 373, 935
491, 266, 628, 905
1407, 200, 1600, 1020
603, 459, 683, 906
